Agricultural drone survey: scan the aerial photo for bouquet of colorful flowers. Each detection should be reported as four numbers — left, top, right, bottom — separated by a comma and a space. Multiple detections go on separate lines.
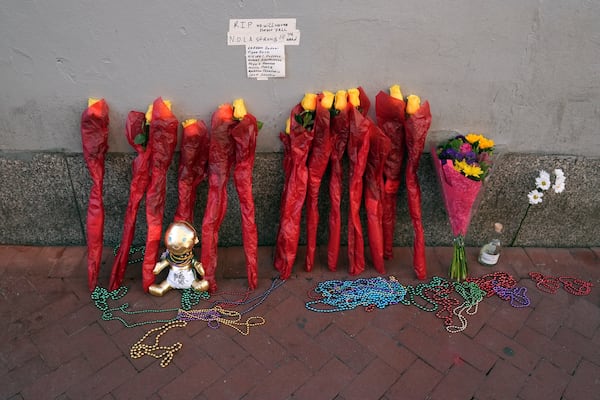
433, 133, 494, 281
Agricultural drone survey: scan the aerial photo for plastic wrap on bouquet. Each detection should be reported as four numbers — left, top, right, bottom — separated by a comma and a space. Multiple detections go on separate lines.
81, 98, 109, 291
327, 98, 351, 271
230, 113, 259, 290
174, 119, 209, 224
201, 104, 236, 293
375, 91, 406, 259
404, 100, 431, 280
274, 103, 314, 280
109, 111, 151, 290
346, 87, 371, 276
364, 125, 391, 273
141, 98, 178, 292
305, 94, 332, 272
433, 150, 482, 238
432, 148, 482, 281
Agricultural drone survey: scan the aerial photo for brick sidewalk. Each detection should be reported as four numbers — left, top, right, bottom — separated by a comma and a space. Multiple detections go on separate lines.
1, 245, 599, 399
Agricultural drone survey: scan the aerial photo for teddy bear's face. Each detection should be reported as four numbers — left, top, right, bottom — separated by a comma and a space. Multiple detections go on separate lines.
164, 221, 198, 255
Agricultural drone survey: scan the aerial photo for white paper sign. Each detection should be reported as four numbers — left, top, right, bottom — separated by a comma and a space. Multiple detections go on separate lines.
228, 18, 300, 80
246, 45, 286, 79
228, 18, 300, 46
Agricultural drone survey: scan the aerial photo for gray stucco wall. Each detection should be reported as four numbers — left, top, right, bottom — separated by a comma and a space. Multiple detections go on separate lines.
1, 1, 599, 247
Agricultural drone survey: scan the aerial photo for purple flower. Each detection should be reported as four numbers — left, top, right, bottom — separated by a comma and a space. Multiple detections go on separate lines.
464, 151, 478, 164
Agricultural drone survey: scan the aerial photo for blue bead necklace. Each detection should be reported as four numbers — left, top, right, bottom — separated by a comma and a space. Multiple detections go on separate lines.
305, 276, 406, 313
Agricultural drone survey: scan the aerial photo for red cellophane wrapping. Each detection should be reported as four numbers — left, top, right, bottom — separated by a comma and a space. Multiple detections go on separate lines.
432, 149, 482, 238
305, 94, 332, 272
201, 104, 236, 293
404, 101, 432, 280
109, 111, 150, 290
326, 103, 351, 271
141, 98, 178, 292
230, 113, 259, 290
81, 98, 109, 291
364, 125, 392, 273
347, 87, 371, 276
375, 91, 406, 259
274, 103, 314, 280
174, 119, 209, 223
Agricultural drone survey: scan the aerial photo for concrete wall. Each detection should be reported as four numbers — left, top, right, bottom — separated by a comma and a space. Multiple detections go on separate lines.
1, 1, 599, 248
1, 0, 599, 155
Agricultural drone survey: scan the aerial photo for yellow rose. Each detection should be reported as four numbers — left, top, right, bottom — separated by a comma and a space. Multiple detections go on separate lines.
285, 117, 291, 134
301, 93, 317, 111
232, 98, 247, 120
334, 90, 348, 111
88, 98, 101, 107
389, 84, 403, 100
321, 91, 335, 109
347, 88, 360, 108
479, 137, 495, 149
405, 95, 421, 115
182, 119, 197, 128
145, 105, 153, 123
145, 99, 172, 122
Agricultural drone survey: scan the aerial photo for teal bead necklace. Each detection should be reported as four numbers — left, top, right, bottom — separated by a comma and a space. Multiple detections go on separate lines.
305, 276, 407, 313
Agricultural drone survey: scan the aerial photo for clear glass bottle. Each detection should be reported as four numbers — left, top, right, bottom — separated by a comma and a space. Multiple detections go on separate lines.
478, 222, 503, 266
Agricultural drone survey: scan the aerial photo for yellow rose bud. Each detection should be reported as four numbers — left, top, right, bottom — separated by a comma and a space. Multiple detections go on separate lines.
406, 95, 421, 115
232, 98, 247, 120
285, 117, 291, 134
88, 98, 101, 107
301, 93, 317, 111
347, 88, 360, 108
163, 100, 172, 110
389, 84, 403, 100
321, 91, 335, 109
145, 104, 153, 123
182, 119, 197, 128
334, 90, 348, 111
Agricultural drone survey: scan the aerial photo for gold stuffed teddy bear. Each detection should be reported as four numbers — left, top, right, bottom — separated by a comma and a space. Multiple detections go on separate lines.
149, 221, 209, 296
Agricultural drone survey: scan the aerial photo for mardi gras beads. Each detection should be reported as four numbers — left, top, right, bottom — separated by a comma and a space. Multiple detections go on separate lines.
446, 281, 486, 334
177, 306, 266, 336
130, 320, 187, 368
306, 276, 406, 313
400, 276, 450, 312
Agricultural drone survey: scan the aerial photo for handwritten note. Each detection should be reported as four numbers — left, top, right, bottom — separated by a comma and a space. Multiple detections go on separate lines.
228, 19, 300, 46
246, 45, 285, 79
228, 18, 300, 80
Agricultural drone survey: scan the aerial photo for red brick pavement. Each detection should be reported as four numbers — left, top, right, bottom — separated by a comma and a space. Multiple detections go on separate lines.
1, 245, 599, 400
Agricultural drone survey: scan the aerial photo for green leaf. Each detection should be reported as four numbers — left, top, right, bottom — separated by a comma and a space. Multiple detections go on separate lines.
134, 133, 147, 146
257, 120, 264, 131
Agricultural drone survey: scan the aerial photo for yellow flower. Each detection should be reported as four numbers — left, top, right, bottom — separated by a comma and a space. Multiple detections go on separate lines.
182, 119, 197, 128
405, 95, 421, 115
479, 136, 495, 150
348, 88, 360, 107
389, 84, 403, 100
232, 98, 247, 120
301, 93, 317, 111
454, 160, 483, 178
285, 117, 291, 134
465, 133, 483, 144
334, 90, 348, 111
321, 91, 335, 109
88, 98, 101, 107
